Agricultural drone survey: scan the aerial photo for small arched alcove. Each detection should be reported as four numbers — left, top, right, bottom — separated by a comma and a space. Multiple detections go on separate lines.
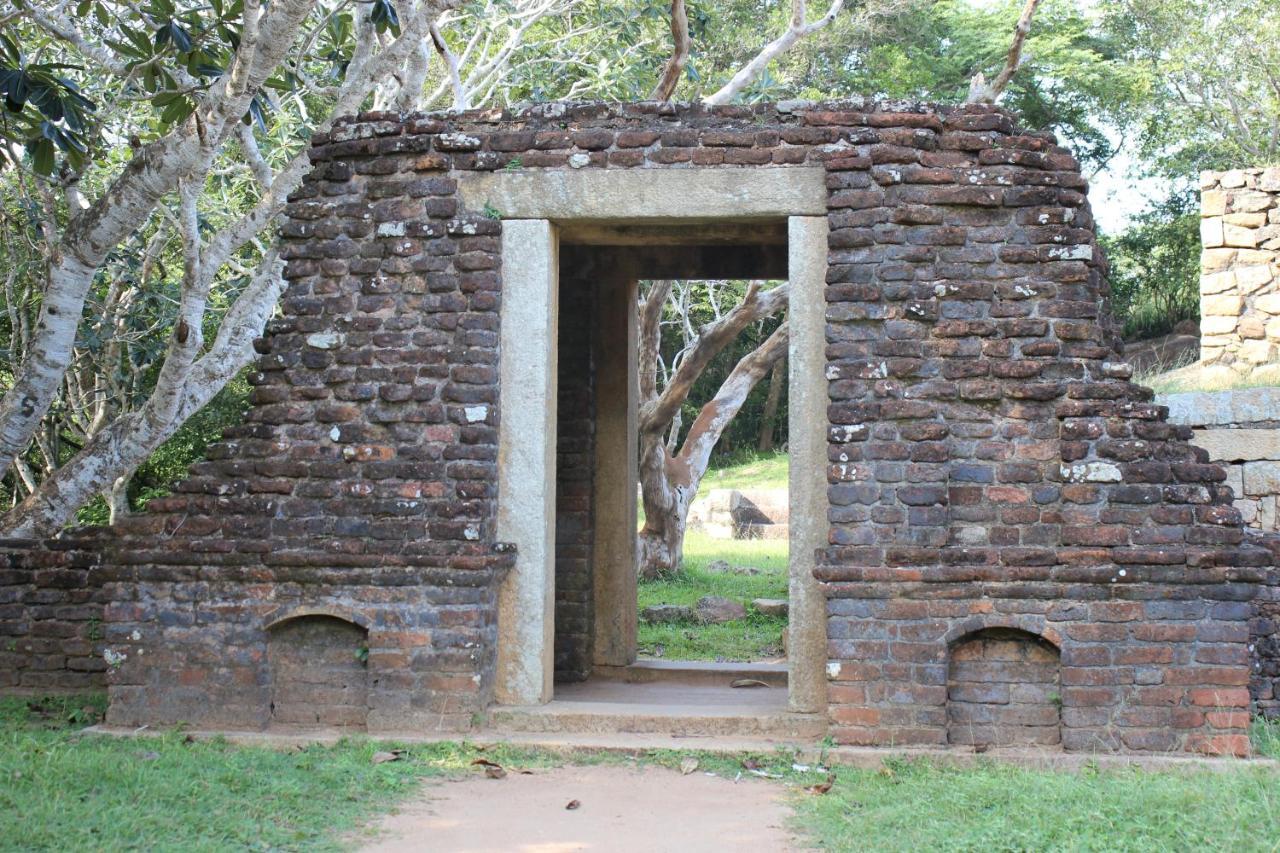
267, 615, 370, 729
947, 627, 1061, 748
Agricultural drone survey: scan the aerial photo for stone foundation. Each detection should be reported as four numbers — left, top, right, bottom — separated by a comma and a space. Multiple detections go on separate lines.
1198, 167, 1280, 373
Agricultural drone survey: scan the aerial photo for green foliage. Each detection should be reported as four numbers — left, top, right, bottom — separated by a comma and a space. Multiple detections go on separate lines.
1101, 0, 1280, 178
70, 373, 249, 526
1102, 194, 1200, 340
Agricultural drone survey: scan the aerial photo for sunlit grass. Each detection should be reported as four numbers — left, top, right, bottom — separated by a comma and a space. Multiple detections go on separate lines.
636, 531, 788, 661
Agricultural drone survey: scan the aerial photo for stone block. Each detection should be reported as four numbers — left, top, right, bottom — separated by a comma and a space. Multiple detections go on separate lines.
1202, 248, 1237, 272
1201, 189, 1226, 216
1233, 191, 1276, 213
1240, 339, 1274, 363
1223, 223, 1258, 248
1243, 460, 1280, 496
1193, 430, 1280, 463
1202, 293, 1243, 316
1200, 270, 1236, 294
1200, 218, 1224, 248
1225, 212, 1267, 228
1200, 315, 1238, 335
1254, 292, 1280, 314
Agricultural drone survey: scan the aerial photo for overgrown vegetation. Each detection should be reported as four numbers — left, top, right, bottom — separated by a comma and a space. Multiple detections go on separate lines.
1102, 194, 1201, 340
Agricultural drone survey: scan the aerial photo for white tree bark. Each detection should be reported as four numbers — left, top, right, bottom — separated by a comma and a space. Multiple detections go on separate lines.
966, 0, 1042, 104
0, 0, 317, 477
636, 281, 789, 578
703, 0, 844, 106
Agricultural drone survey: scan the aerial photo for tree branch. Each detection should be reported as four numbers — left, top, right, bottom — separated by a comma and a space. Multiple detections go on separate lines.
639, 281, 788, 432
650, 0, 690, 102
966, 0, 1041, 104
703, 0, 843, 106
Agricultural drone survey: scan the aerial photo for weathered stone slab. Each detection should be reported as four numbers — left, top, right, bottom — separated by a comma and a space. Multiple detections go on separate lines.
1159, 388, 1280, 426
1192, 429, 1280, 462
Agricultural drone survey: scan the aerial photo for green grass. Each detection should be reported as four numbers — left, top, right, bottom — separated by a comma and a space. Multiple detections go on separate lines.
637, 530, 788, 661
0, 694, 561, 852
700, 450, 789, 492
4, 695, 1280, 850
794, 753, 1280, 851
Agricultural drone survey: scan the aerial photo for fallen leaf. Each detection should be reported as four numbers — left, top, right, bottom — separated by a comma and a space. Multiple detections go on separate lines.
565, 800, 581, 810
372, 750, 404, 765
806, 773, 836, 795
741, 757, 763, 771
138, 751, 161, 762
471, 758, 503, 769
730, 679, 771, 689
485, 766, 507, 779
517, 769, 534, 775
974, 743, 991, 754
679, 757, 699, 775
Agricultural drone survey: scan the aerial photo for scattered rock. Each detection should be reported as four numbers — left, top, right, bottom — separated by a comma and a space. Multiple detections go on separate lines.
752, 598, 789, 617
695, 595, 747, 624
704, 560, 760, 576
641, 604, 693, 624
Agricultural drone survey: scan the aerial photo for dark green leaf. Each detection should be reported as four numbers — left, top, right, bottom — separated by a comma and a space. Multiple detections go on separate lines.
30, 137, 55, 175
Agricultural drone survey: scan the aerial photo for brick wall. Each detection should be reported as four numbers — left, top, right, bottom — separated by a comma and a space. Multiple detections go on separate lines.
13, 98, 1259, 753
555, 266, 597, 682
0, 537, 106, 692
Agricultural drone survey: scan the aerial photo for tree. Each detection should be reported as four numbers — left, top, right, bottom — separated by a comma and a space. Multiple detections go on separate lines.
636, 279, 788, 578
0, 0, 597, 536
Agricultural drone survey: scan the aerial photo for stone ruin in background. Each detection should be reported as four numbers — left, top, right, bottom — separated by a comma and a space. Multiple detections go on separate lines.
1198, 168, 1280, 375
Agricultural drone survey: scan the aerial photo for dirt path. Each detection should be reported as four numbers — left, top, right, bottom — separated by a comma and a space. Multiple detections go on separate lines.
359, 764, 798, 852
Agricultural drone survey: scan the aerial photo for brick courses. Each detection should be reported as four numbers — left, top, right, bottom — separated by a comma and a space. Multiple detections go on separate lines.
0, 99, 1274, 753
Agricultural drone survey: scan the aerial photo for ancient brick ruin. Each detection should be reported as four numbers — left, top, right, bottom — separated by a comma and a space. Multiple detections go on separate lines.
3, 100, 1279, 755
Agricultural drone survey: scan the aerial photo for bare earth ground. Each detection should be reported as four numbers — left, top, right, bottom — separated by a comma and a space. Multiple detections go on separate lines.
358, 764, 798, 852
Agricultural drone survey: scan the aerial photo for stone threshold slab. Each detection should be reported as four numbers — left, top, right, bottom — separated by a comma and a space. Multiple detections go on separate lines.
83, 726, 1278, 773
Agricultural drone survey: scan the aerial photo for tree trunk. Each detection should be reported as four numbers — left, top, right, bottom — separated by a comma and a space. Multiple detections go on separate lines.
106, 473, 131, 525
637, 431, 696, 579
756, 356, 785, 452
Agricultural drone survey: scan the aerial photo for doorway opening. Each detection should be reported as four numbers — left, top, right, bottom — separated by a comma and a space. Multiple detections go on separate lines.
490, 172, 829, 735
545, 223, 804, 723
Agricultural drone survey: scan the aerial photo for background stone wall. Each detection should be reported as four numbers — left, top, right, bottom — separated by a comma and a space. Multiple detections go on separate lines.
1199, 168, 1280, 374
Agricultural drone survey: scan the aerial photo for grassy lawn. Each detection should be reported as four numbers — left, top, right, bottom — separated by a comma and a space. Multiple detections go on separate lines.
4, 694, 1279, 851
0, 694, 561, 852
637, 530, 788, 661
636, 452, 791, 662
699, 450, 789, 492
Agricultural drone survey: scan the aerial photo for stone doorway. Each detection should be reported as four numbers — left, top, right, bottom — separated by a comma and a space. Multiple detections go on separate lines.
486, 168, 828, 728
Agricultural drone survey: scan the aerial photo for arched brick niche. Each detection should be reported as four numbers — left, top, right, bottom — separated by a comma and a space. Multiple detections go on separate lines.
947, 628, 1061, 748
267, 615, 369, 729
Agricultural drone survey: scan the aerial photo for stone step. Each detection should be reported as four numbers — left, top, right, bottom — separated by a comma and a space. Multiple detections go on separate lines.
488, 678, 822, 739
592, 659, 788, 689
488, 703, 825, 739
